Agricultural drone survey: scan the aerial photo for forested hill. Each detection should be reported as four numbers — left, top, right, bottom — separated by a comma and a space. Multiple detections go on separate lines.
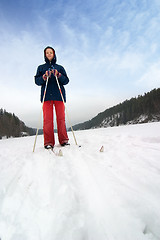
72, 88, 160, 131
0, 109, 36, 139
1, 88, 160, 137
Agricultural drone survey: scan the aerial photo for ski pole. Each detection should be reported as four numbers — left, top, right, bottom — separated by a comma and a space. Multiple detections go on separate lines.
33, 76, 49, 152
55, 75, 79, 146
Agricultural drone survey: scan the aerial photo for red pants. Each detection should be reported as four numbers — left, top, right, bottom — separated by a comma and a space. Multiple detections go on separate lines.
43, 100, 69, 147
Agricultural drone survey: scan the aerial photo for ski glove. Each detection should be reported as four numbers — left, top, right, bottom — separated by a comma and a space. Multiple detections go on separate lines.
51, 69, 62, 78
43, 70, 52, 80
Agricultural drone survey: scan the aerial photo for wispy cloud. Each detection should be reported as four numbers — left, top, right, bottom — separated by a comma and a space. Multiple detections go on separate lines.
137, 61, 160, 89
0, 0, 160, 127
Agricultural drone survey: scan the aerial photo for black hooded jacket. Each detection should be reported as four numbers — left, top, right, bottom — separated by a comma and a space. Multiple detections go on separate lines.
35, 47, 69, 102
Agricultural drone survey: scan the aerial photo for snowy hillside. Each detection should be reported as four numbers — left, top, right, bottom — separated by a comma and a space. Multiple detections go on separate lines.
0, 122, 160, 240
99, 113, 160, 128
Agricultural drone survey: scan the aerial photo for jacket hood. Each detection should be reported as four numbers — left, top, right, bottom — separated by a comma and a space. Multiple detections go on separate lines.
44, 46, 57, 64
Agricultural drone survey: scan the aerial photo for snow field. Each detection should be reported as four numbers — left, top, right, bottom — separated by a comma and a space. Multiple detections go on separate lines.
0, 122, 160, 240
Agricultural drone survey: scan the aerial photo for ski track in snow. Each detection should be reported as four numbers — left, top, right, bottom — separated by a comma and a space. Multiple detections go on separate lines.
0, 122, 160, 240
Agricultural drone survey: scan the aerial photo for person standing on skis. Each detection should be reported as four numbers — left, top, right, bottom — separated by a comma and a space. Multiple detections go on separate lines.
35, 46, 69, 149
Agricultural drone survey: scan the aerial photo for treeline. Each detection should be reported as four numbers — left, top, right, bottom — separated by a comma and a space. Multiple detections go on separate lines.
72, 88, 160, 130
0, 109, 35, 139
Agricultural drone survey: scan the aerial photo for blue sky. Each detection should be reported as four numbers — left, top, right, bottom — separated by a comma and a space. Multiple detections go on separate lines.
0, 0, 160, 128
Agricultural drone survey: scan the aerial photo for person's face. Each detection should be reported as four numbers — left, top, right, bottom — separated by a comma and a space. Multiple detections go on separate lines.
45, 48, 54, 61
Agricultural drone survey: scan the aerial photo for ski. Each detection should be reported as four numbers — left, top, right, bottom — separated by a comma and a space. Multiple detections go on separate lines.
47, 148, 63, 157
99, 145, 104, 152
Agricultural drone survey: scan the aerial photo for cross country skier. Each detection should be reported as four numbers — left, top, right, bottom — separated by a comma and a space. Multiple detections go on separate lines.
35, 46, 69, 149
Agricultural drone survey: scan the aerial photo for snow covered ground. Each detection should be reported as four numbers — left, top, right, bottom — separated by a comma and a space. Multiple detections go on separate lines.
0, 122, 160, 240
